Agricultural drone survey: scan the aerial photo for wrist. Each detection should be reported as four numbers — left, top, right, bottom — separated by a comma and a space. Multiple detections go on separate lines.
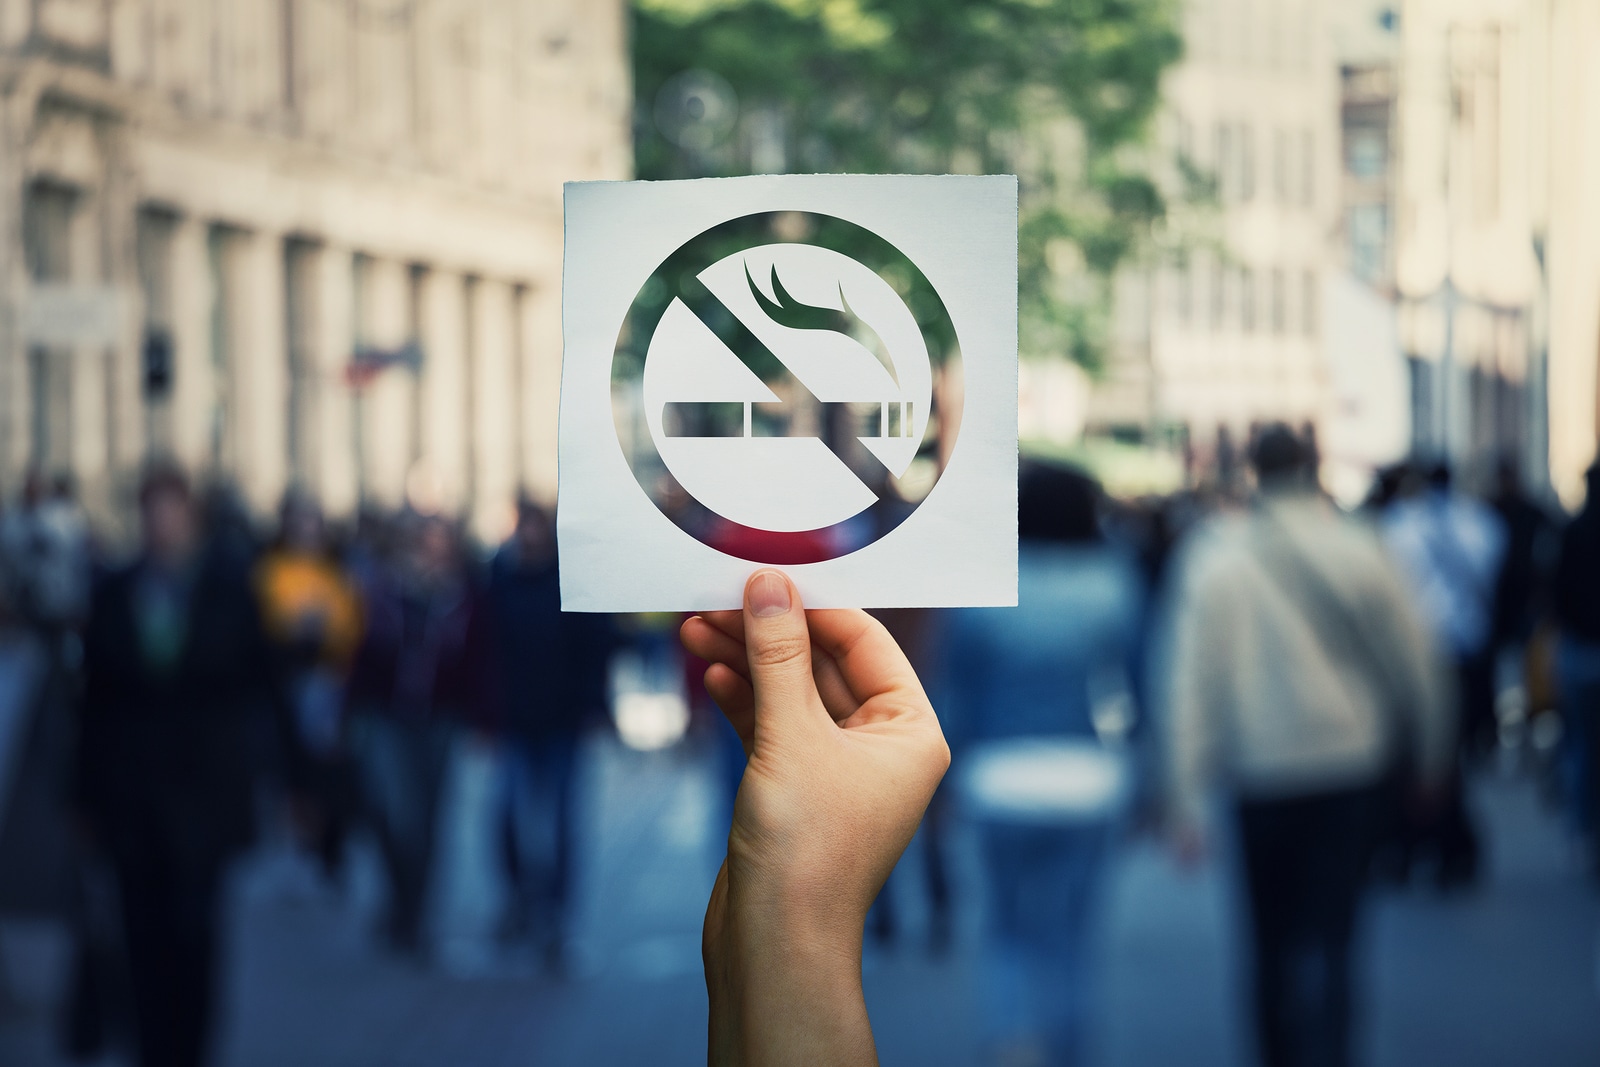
711, 875, 865, 996
706, 867, 874, 1066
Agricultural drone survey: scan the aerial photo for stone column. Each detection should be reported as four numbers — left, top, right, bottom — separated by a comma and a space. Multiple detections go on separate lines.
284, 238, 318, 489
230, 227, 288, 515
312, 244, 358, 518
166, 214, 213, 475
467, 277, 515, 542
416, 267, 467, 516
0, 84, 27, 491
520, 273, 561, 504
0, 0, 32, 48
360, 256, 413, 510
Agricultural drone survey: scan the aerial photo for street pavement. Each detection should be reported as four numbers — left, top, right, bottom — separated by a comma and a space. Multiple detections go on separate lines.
1, 731, 1596, 1066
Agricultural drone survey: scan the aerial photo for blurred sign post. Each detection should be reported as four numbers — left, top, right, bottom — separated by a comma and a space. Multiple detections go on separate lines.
342, 340, 425, 506
20, 285, 124, 348
345, 340, 424, 390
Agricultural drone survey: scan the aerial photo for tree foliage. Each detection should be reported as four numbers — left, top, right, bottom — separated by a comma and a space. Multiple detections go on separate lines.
632, 0, 1185, 367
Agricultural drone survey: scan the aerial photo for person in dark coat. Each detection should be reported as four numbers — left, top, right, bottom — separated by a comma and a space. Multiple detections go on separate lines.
344, 512, 497, 954
1555, 462, 1600, 876
1489, 456, 1557, 653
487, 501, 611, 968
76, 465, 289, 1067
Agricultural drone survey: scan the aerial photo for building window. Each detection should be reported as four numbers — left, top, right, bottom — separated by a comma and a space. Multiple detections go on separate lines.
1347, 204, 1388, 283
136, 210, 177, 333
1270, 269, 1286, 334
1302, 269, 1319, 336
24, 183, 74, 283
1346, 128, 1386, 179
22, 182, 77, 471
351, 253, 373, 348
1240, 267, 1257, 333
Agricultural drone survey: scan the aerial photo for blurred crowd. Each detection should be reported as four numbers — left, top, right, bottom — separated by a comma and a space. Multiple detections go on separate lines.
0, 471, 616, 1067
0, 430, 1596, 1067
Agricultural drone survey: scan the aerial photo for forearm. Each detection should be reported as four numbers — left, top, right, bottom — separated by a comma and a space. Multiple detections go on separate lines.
705, 865, 877, 1067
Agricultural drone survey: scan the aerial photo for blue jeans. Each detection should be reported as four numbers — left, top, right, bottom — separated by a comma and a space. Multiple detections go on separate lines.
1558, 637, 1600, 842
976, 820, 1111, 1066
348, 713, 455, 948
502, 735, 579, 942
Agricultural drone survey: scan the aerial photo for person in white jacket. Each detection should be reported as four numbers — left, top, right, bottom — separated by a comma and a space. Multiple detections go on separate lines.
1162, 424, 1454, 1067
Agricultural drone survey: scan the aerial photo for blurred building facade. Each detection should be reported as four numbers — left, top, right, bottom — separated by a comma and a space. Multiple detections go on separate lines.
1090, 0, 1341, 479
1394, 0, 1546, 491
0, 0, 630, 535
1315, 2, 1411, 497
1088, 0, 1600, 504
1540, 0, 1600, 506
1389, 0, 1600, 506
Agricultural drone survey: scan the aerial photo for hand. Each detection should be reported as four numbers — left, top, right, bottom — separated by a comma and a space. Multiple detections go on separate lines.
681, 570, 949, 1067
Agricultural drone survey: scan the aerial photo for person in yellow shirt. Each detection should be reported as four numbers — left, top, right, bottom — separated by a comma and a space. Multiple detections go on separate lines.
256, 492, 363, 879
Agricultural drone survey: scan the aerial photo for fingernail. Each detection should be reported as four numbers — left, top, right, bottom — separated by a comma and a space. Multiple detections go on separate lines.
748, 570, 791, 618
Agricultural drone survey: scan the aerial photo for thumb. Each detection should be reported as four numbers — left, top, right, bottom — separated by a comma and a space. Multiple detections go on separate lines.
743, 570, 822, 744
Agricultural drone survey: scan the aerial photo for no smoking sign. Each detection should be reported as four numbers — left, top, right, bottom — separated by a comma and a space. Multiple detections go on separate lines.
560, 175, 1017, 611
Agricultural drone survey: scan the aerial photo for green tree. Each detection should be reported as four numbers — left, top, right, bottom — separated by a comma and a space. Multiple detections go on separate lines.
633, 0, 1185, 367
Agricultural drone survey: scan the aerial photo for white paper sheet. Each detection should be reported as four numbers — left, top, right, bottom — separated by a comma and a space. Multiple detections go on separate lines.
558, 173, 1018, 611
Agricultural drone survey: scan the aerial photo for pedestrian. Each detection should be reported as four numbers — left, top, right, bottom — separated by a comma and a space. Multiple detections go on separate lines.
256, 491, 364, 880
1377, 461, 1504, 888
1162, 425, 1454, 1067
1553, 461, 1600, 879
345, 513, 497, 954
0, 536, 56, 919
1488, 457, 1557, 655
487, 500, 611, 970
76, 464, 291, 1067
1381, 462, 1507, 759
0, 471, 91, 668
941, 461, 1142, 1066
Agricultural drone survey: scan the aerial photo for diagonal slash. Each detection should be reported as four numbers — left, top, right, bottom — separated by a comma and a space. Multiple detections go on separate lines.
660, 264, 912, 483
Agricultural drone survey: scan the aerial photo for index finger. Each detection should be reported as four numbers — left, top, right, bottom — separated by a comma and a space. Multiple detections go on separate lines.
698, 609, 744, 643
804, 608, 925, 706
